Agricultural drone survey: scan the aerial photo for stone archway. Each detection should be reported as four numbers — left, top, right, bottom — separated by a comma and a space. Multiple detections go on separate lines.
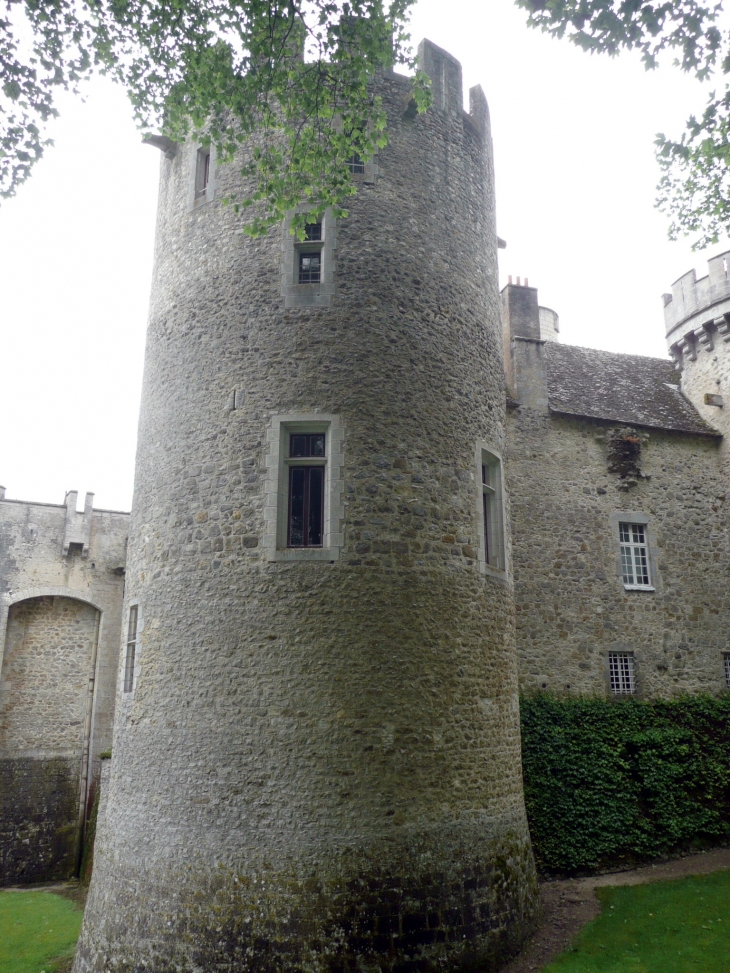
0, 594, 101, 885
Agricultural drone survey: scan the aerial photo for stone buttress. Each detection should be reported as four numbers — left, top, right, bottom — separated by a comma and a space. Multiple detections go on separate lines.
74, 39, 538, 973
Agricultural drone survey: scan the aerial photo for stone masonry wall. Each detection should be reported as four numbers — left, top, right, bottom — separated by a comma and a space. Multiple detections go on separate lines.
75, 45, 538, 973
506, 408, 730, 697
0, 495, 128, 883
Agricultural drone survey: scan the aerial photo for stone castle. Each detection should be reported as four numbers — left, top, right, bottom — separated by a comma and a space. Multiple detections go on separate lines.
2, 36, 730, 973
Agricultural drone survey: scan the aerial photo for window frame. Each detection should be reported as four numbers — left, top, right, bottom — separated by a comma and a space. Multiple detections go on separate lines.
723, 652, 730, 690
610, 511, 658, 592
607, 650, 636, 696
123, 603, 140, 694
263, 414, 344, 562
187, 143, 217, 210
281, 209, 337, 308
475, 442, 507, 579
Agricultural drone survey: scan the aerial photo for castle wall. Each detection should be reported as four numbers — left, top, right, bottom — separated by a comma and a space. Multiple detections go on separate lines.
75, 42, 538, 973
0, 493, 128, 883
506, 409, 730, 697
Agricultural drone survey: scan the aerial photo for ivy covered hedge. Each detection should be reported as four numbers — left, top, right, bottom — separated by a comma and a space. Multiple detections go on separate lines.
520, 694, 730, 874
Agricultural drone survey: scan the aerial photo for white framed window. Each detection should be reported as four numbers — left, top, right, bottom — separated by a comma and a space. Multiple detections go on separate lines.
619, 522, 652, 588
608, 651, 635, 695
263, 414, 344, 561
475, 443, 506, 576
724, 652, 730, 690
123, 604, 138, 693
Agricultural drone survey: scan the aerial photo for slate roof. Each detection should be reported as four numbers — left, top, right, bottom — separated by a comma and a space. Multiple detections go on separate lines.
545, 343, 720, 437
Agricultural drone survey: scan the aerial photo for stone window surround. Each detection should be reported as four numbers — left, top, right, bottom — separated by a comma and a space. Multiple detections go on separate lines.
263, 414, 344, 562
119, 600, 143, 700
186, 143, 217, 212
609, 511, 659, 593
281, 209, 337, 309
474, 441, 508, 581
602, 644, 642, 697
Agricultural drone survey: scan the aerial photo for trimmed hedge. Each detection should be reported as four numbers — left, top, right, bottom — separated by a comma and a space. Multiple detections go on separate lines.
520, 693, 730, 874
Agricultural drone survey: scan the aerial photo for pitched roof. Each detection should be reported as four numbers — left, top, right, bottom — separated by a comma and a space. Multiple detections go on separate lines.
545, 343, 720, 437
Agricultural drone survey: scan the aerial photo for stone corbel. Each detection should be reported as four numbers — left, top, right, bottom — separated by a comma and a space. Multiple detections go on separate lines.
714, 315, 730, 342
678, 334, 697, 362
696, 324, 715, 352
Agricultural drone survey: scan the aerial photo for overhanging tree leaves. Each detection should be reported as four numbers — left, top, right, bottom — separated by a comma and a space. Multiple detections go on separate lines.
0, 0, 428, 234
517, 0, 730, 249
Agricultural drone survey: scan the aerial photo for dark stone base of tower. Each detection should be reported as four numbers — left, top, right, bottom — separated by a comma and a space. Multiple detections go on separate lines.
76, 825, 537, 973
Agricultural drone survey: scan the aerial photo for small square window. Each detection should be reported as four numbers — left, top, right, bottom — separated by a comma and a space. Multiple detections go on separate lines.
299, 251, 321, 284
619, 522, 651, 587
194, 148, 211, 203
608, 651, 635, 695
304, 222, 322, 241
124, 605, 138, 693
724, 653, 730, 690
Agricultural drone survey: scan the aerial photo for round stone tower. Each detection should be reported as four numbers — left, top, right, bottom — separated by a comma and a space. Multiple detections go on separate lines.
75, 39, 538, 973
664, 250, 730, 451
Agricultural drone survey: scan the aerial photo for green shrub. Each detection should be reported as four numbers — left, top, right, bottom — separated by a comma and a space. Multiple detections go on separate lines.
520, 694, 730, 873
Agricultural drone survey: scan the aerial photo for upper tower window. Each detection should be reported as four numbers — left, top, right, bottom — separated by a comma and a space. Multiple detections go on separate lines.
304, 222, 322, 241
194, 148, 211, 203
347, 154, 365, 175
299, 252, 321, 284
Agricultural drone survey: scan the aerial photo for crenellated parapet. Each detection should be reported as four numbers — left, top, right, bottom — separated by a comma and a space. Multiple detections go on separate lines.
664, 250, 730, 369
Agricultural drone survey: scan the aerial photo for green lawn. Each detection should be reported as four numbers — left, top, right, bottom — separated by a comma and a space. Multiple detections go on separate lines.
545, 870, 730, 973
0, 891, 83, 973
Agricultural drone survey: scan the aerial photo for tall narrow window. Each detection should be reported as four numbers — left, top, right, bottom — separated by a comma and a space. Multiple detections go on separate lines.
194, 148, 211, 202
619, 522, 651, 587
124, 605, 138, 693
608, 651, 635, 695
724, 653, 730, 690
480, 449, 505, 572
287, 433, 325, 547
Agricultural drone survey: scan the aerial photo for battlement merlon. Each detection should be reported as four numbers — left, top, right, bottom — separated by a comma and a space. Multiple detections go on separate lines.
417, 39, 490, 135
63, 490, 95, 557
664, 251, 730, 340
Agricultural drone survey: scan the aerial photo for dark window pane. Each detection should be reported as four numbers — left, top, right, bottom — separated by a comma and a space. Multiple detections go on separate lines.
482, 463, 488, 486
347, 154, 365, 174
308, 467, 324, 546
311, 434, 325, 457
304, 222, 322, 241
288, 467, 306, 546
299, 252, 321, 283
290, 434, 307, 458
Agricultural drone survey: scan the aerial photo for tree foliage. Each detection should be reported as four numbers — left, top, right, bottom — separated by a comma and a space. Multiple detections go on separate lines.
0, 0, 428, 234
517, 0, 730, 249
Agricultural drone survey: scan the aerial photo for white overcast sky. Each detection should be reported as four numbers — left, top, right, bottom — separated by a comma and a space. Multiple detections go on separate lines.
1, 0, 727, 511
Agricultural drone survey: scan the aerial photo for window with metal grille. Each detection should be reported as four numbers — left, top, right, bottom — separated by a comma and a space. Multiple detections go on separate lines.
480, 449, 505, 572
124, 605, 138, 693
724, 653, 730, 690
347, 154, 365, 174
287, 433, 325, 547
304, 222, 322, 241
609, 651, 635, 695
299, 251, 321, 284
194, 148, 211, 202
619, 522, 651, 587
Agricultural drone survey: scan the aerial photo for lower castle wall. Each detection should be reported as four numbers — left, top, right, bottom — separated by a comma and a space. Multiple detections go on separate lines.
0, 757, 79, 884
507, 409, 730, 697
